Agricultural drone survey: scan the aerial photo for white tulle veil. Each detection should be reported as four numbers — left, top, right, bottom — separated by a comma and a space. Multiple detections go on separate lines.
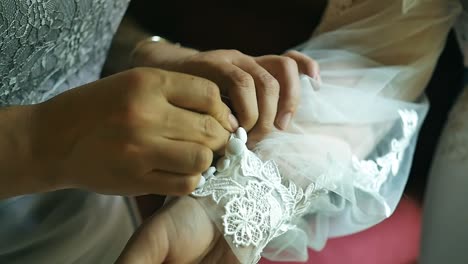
192, 0, 461, 263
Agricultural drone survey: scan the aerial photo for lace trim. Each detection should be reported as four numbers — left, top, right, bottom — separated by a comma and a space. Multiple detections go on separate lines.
192, 109, 418, 262
192, 129, 326, 261
352, 109, 419, 193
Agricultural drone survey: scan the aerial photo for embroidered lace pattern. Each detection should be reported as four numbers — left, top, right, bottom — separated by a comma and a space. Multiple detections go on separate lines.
352, 109, 419, 193
0, 0, 130, 106
192, 109, 418, 263
193, 131, 327, 263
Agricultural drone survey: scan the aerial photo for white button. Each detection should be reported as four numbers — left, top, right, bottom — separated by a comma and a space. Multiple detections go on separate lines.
196, 176, 206, 189
216, 157, 231, 172
226, 138, 245, 156
202, 166, 217, 179
235, 127, 248, 144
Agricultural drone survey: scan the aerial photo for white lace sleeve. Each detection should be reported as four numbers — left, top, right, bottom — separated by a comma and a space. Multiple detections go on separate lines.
191, 0, 461, 263
192, 129, 327, 263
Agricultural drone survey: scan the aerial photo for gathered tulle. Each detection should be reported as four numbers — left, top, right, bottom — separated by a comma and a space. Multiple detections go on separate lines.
193, 0, 461, 263
254, 75, 427, 261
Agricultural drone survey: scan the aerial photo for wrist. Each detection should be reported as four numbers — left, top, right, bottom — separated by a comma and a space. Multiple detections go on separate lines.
130, 37, 199, 71
0, 105, 58, 198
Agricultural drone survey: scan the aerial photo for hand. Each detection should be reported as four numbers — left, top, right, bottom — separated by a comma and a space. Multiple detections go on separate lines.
34, 68, 236, 196
132, 42, 319, 143
117, 196, 239, 264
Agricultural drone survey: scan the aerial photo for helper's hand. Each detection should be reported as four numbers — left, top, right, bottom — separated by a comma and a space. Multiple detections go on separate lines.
117, 196, 239, 264
132, 42, 319, 143
35, 68, 235, 196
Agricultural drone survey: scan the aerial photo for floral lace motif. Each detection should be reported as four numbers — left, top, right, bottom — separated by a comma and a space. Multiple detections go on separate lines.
193, 131, 326, 260
0, 0, 130, 106
193, 109, 418, 262
352, 109, 419, 193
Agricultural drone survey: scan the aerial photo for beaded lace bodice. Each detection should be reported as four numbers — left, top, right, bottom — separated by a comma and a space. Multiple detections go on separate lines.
0, 0, 129, 106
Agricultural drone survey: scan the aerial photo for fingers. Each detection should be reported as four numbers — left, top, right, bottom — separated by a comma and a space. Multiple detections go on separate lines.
216, 63, 259, 131
233, 57, 280, 134
163, 197, 217, 263
255, 55, 301, 131
147, 138, 214, 175
159, 105, 231, 152
142, 170, 202, 196
283, 50, 320, 82
157, 69, 237, 132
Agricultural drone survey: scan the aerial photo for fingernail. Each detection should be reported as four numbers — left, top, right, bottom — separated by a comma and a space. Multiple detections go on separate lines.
277, 112, 292, 130
229, 114, 239, 131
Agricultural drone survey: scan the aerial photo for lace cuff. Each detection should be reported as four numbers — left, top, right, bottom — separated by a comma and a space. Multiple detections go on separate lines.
192, 128, 326, 263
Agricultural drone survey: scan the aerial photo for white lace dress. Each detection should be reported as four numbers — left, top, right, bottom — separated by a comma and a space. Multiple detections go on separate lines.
0, 1, 137, 263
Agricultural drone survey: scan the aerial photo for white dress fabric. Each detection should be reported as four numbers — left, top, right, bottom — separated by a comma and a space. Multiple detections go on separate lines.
0, 1, 137, 263
192, 0, 461, 263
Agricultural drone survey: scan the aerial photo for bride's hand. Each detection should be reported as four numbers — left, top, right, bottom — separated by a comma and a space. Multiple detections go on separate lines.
132, 42, 319, 143
117, 196, 239, 264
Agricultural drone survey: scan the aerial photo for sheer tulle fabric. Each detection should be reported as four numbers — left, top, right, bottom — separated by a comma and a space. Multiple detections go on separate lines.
194, 0, 461, 263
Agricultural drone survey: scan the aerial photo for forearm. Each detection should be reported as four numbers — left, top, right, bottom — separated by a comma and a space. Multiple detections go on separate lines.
0, 105, 50, 199
131, 40, 198, 71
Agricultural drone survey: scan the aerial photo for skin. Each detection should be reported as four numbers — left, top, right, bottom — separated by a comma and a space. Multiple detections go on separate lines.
132, 41, 320, 144
116, 44, 321, 264
117, 197, 240, 264
0, 23, 320, 262
0, 68, 236, 198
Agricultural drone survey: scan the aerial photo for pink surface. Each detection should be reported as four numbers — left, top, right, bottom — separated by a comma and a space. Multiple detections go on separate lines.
260, 198, 421, 264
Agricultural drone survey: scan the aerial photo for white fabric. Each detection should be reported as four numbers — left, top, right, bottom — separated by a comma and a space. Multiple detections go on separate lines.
192, 0, 461, 263
194, 129, 328, 263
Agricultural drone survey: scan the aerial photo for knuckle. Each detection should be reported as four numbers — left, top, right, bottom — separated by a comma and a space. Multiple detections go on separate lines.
279, 56, 297, 69
201, 116, 218, 137
124, 68, 151, 89
241, 111, 259, 131
248, 124, 273, 141
120, 102, 145, 126
257, 121, 274, 134
226, 49, 243, 57
120, 99, 155, 127
258, 73, 280, 96
284, 50, 300, 56
230, 70, 254, 89
191, 146, 213, 172
258, 72, 278, 87
203, 81, 221, 105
